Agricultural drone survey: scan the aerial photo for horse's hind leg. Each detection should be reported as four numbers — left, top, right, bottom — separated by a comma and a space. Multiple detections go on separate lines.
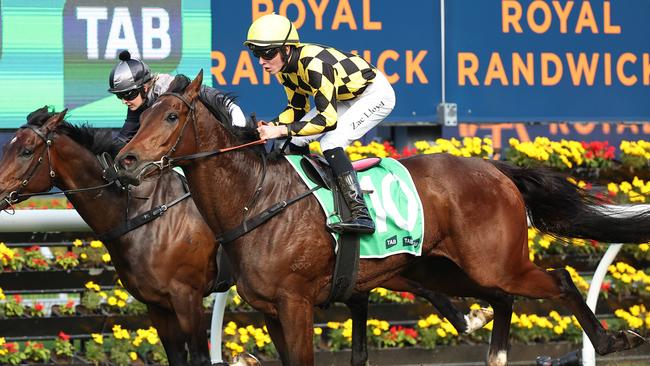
505, 266, 647, 355
381, 275, 493, 334
148, 304, 189, 366
485, 293, 514, 366
345, 292, 369, 366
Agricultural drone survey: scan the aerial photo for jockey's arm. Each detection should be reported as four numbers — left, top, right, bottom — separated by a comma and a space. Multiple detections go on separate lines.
286, 60, 338, 136
198, 85, 247, 127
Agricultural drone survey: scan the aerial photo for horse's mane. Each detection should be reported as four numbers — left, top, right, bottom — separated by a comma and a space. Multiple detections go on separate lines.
25, 106, 122, 157
167, 75, 265, 155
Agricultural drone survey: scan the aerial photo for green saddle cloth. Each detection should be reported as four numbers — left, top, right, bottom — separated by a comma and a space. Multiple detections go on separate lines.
285, 156, 424, 258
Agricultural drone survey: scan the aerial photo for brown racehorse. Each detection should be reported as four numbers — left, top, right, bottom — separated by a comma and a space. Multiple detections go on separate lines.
0, 107, 491, 366
116, 71, 650, 366
0, 107, 220, 366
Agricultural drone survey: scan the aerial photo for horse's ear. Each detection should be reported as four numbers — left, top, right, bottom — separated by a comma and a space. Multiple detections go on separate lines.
185, 69, 204, 99
42, 108, 68, 134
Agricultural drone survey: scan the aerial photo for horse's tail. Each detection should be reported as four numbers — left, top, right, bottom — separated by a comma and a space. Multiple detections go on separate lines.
489, 160, 650, 244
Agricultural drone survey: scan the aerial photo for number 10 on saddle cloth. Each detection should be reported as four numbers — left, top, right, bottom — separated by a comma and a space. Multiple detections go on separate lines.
285, 156, 424, 259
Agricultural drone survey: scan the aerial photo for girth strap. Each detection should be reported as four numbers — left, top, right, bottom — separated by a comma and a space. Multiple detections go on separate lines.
323, 182, 360, 306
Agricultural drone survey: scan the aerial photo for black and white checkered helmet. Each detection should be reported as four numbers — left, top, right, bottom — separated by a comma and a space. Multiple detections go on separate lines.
107, 50, 152, 93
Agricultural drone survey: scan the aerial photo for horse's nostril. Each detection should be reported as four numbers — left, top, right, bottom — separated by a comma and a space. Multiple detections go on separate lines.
120, 154, 138, 169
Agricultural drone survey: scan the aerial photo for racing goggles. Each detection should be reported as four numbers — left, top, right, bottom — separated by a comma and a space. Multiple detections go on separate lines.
115, 89, 141, 101
251, 46, 281, 61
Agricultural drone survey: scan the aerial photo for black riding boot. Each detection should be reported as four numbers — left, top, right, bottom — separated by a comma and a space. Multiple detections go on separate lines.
324, 148, 375, 234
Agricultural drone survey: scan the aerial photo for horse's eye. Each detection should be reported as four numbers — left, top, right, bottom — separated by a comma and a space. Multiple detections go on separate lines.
21, 148, 33, 157
166, 113, 179, 123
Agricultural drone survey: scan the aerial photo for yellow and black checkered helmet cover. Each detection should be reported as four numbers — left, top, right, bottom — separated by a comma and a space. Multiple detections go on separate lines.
244, 13, 299, 48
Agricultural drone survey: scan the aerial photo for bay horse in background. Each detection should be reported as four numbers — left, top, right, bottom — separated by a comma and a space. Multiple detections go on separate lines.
0, 107, 227, 366
117, 70, 650, 366
0, 107, 490, 366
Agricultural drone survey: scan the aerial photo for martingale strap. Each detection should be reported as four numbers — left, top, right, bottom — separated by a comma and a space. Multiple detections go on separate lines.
98, 191, 190, 243
217, 186, 321, 245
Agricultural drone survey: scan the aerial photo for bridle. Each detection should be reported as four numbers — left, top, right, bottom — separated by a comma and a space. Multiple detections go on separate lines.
131, 91, 270, 231
139, 92, 266, 175
2, 125, 56, 209
123, 89, 324, 247
2, 125, 115, 212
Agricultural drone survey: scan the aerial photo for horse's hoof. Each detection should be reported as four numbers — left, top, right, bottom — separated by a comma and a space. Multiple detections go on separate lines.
231, 353, 261, 366
464, 307, 494, 334
622, 329, 648, 350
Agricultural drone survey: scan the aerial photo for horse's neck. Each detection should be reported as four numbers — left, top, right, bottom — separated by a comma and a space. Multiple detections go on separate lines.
183, 150, 260, 233
53, 141, 127, 235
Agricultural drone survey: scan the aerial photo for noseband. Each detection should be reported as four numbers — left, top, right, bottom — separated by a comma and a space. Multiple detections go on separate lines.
2, 126, 56, 208
146, 92, 198, 174
2, 126, 116, 212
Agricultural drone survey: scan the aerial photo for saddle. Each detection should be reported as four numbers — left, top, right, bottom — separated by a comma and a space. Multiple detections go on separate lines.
298, 154, 380, 305
299, 155, 381, 191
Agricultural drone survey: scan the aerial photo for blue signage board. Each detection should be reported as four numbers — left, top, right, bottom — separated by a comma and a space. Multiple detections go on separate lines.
445, 0, 650, 122
211, 0, 441, 123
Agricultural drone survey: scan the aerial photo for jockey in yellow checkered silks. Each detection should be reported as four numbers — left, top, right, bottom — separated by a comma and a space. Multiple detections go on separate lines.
246, 13, 396, 235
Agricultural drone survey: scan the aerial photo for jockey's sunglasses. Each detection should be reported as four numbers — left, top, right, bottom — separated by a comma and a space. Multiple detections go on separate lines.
115, 89, 140, 101
251, 47, 280, 61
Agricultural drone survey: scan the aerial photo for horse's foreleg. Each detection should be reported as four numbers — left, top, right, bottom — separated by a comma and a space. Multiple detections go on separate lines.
485, 294, 513, 366
148, 304, 189, 366
264, 314, 289, 364
170, 289, 211, 366
275, 296, 315, 366
345, 292, 369, 366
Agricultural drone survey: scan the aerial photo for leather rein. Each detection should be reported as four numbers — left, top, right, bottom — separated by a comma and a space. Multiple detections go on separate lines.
138, 92, 321, 245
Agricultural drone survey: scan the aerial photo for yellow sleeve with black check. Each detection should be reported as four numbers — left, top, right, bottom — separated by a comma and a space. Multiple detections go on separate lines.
272, 44, 376, 137
276, 74, 310, 128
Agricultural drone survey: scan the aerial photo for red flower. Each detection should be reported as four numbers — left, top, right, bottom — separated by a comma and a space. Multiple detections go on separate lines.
65, 299, 75, 309
601, 281, 611, 292
26, 245, 41, 252
33, 342, 44, 349
34, 302, 44, 311
399, 292, 415, 301
13, 294, 22, 304
58, 331, 71, 341
403, 327, 418, 339
601, 319, 608, 330
5, 342, 18, 353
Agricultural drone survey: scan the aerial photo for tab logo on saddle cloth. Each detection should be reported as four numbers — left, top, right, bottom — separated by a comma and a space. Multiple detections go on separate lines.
286, 156, 424, 259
